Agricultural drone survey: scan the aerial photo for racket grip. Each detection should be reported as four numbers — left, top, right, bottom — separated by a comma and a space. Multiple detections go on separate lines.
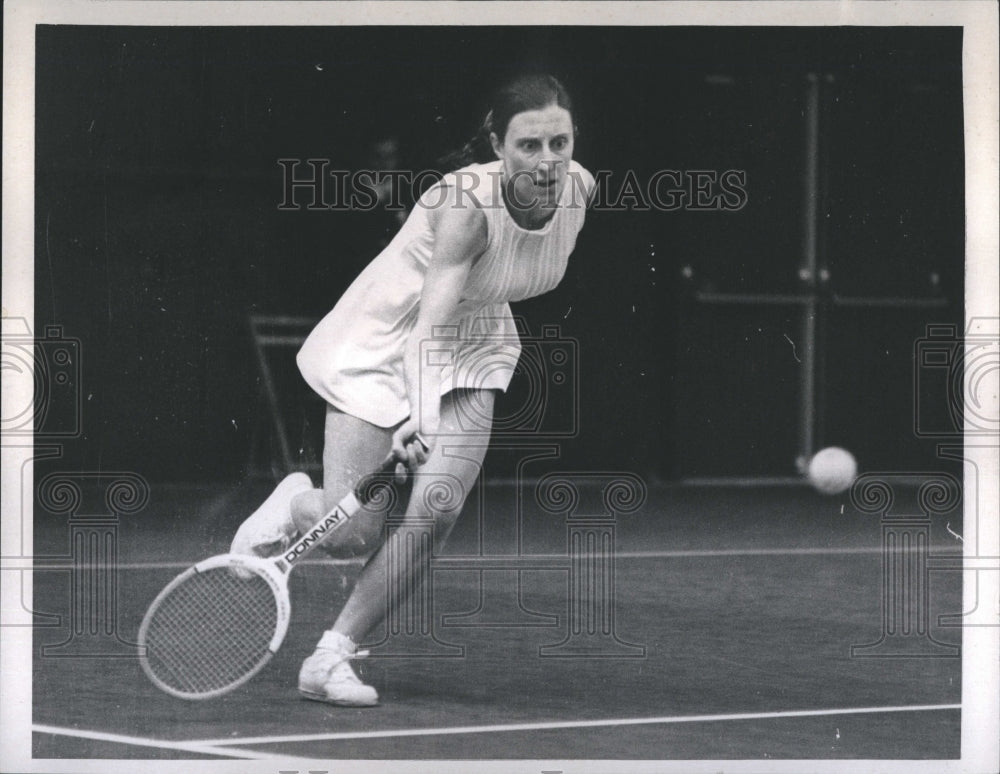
353, 456, 400, 504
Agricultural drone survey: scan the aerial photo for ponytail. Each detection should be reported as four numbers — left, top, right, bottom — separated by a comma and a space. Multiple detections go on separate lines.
438, 110, 496, 172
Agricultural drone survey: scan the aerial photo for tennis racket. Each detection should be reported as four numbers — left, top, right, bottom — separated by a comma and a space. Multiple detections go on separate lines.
138, 456, 399, 700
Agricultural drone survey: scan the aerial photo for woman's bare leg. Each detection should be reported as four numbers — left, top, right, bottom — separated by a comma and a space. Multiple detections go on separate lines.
330, 388, 494, 643
289, 405, 395, 557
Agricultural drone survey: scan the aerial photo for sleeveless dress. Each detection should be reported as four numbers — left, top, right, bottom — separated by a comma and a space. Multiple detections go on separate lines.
296, 159, 594, 428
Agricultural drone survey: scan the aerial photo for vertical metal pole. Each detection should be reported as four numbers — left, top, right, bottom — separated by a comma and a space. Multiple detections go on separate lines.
798, 73, 821, 471
248, 316, 295, 473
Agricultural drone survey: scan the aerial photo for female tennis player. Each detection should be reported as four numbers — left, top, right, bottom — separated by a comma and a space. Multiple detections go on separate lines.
232, 74, 594, 706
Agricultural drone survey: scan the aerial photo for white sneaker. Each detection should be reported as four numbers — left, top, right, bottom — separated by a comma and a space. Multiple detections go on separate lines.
298, 632, 378, 707
231, 472, 313, 558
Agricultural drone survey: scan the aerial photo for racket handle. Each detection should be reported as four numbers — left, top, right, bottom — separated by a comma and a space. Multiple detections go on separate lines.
353, 456, 400, 504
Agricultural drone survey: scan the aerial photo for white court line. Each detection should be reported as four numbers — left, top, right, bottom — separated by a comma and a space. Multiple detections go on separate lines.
21, 545, 895, 572
195, 704, 962, 747
31, 723, 315, 761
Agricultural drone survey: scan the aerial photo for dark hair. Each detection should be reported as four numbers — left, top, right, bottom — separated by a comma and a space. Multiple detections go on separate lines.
439, 74, 574, 171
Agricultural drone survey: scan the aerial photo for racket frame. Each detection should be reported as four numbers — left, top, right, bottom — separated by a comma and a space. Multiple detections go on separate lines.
138, 456, 397, 700
138, 553, 291, 700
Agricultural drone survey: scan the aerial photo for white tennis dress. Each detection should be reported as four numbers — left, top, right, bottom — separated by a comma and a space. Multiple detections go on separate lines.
296, 159, 595, 428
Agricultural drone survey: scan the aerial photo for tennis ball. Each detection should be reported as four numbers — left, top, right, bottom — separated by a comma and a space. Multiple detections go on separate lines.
808, 447, 858, 495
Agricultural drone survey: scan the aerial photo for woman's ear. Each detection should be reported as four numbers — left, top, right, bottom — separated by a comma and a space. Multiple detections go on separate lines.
489, 132, 503, 160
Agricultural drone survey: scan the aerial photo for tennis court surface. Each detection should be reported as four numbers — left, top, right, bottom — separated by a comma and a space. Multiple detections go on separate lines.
30, 480, 962, 761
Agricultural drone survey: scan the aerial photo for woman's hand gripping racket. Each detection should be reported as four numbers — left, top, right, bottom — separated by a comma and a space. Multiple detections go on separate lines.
138, 456, 399, 700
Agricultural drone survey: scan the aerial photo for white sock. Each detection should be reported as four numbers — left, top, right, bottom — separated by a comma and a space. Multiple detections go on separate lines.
316, 629, 357, 654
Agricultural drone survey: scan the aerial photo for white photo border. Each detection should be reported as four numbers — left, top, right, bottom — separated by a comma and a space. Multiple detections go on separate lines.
3, 2, 998, 773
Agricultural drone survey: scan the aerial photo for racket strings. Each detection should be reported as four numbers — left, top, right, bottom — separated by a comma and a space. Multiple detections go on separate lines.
142, 567, 279, 696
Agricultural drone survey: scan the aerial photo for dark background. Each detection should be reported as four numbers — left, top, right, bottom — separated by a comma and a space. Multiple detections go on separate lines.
34, 26, 965, 483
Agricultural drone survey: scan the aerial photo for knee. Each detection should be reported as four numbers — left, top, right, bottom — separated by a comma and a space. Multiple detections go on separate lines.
293, 486, 389, 559
317, 505, 386, 558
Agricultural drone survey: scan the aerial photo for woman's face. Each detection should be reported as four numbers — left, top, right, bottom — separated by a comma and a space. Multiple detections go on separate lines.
491, 103, 574, 214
